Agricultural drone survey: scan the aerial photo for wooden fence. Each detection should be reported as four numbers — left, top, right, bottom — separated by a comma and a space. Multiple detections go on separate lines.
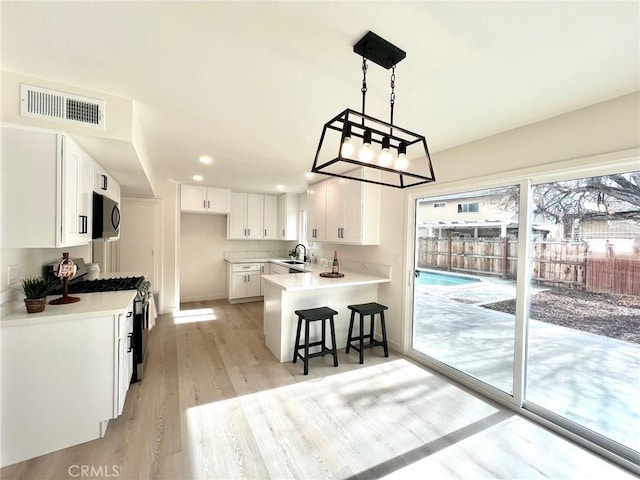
417, 237, 639, 295
585, 257, 640, 296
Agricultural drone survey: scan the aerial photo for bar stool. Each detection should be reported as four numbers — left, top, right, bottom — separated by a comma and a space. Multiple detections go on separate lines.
293, 307, 339, 375
346, 302, 389, 364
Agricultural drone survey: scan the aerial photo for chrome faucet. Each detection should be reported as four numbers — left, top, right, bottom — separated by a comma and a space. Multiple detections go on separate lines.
294, 244, 307, 262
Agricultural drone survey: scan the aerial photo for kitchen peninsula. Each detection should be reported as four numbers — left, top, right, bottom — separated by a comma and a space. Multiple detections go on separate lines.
261, 260, 391, 362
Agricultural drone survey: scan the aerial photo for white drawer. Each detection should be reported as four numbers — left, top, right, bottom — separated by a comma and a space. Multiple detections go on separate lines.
232, 263, 261, 272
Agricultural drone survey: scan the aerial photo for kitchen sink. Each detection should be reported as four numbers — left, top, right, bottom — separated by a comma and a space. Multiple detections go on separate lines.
282, 260, 304, 265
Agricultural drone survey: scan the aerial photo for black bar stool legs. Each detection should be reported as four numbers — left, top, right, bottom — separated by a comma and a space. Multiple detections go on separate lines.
346, 303, 389, 364
293, 307, 339, 375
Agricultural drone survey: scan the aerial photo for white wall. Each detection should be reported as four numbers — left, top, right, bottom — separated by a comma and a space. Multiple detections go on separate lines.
179, 214, 293, 303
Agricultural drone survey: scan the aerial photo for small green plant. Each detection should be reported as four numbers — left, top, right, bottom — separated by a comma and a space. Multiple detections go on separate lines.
15, 276, 59, 299
288, 247, 298, 257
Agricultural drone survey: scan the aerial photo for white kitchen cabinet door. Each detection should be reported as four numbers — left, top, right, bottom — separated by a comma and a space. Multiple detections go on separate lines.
116, 305, 134, 417
61, 137, 93, 246
180, 185, 230, 214
263, 195, 278, 239
260, 263, 270, 295
228, 192, 247, 238
206, 187, 230, 213
325, 177, 345, 243
228, 193, 264, 239
278, 193, 299, 240
180, 184, 207, 212
94, 164, 120, 203
246, 271, 262, 297
307, 181, 326, 241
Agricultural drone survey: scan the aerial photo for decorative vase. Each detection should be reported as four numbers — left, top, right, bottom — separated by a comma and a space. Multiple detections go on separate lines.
24, 298, 46, 314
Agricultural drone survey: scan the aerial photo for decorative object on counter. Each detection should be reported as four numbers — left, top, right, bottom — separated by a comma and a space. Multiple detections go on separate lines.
319, 272, 344, 278
49, 253, 81, 305
332, 250, 340, 274
85, 262, 100, 281
312, 31, 436, 189
15, 276, 59, 313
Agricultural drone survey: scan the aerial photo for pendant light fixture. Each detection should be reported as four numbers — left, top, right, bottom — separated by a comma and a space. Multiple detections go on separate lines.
312, 31, 436, 188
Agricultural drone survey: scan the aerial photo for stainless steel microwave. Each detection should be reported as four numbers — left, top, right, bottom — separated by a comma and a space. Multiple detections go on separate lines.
92, 192, 120, 241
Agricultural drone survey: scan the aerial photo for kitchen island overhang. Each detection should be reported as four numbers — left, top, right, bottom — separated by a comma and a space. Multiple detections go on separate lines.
262, 261, 391, 363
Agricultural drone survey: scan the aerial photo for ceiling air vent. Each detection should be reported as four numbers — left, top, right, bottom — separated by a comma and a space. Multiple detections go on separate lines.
20, 84, 105, 129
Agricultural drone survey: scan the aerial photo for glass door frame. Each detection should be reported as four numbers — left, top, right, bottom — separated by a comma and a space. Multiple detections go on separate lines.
402, 149, 640, 473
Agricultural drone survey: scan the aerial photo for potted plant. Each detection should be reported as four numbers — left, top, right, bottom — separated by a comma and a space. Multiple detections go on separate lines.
15, 276, 59, 313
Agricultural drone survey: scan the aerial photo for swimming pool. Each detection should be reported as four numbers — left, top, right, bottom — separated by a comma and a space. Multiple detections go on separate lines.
415, 270, 481, 287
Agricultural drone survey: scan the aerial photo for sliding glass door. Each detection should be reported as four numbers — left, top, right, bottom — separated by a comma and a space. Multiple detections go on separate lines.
411, 185, 520, 395
410, 168, 639, 464
525, 172, 640, 456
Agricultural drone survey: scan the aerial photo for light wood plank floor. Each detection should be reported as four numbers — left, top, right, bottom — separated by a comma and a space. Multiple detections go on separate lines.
2, 300, 636, 479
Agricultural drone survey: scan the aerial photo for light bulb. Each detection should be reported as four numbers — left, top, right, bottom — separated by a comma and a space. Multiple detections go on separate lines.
379, 149, 393, 166
359, 129, 373, 163
379, 136, 392, 166
395, 153, 408, 171
359, 144, 374, 163
395, 142, 408, 170
341, 137, 354, 157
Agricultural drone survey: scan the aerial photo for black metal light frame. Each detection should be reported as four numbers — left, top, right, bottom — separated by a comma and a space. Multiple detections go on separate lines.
312, 31, 436, 189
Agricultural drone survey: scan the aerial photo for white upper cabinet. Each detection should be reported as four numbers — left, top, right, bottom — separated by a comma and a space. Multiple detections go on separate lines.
307, 181, 327, 242
61, 137, 93, 245
180, 185, 230, 214
228, 192, 264, 239
263, 195, 278, 240
1, 125, 96, 248
93, 163, 120, 204
310, 168, 380, 245
278, 193, 299, 240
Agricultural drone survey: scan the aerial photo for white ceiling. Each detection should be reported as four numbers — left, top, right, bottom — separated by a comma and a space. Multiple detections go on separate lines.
2, 1, 639, 195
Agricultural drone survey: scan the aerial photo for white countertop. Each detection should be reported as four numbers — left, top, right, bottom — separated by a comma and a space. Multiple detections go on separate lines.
1, 271, 145, 327
262, 261, 390, 291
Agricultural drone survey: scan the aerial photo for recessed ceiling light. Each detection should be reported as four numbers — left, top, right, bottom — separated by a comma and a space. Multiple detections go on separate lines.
275, 185, 284, 191
192, 175, 203, 181
199, 155, 213, 165
304, 172, 315, 179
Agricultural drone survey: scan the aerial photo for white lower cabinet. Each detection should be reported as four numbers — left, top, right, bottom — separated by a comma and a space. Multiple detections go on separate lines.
0, 298, 136, 467
116, 304, 134, 417
227, 263, 262, 302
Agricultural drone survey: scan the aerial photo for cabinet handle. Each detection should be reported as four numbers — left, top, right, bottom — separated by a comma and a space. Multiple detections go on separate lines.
127, 332, 133, 352
247, 228, 250, 237
79, 215, 88, 234
265, 229, 267, 236
203, 200, 206, 209
207, 200, 211, 209
101, 174, 108, 191
127, 311, 133, 317
282, 229, 285, 237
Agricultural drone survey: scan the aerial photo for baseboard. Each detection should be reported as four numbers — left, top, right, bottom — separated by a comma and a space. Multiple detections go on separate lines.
180, 294, 227, 304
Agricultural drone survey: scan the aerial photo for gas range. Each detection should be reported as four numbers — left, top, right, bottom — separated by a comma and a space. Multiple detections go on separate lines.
53, 276, 145, 295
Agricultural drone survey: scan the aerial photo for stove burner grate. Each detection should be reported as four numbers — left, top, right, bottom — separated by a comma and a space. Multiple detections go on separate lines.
53, 276, 144, 295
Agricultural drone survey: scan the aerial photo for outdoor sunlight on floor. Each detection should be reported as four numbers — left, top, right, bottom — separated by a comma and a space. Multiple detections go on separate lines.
172, 307, 218, 325
184, 359, 509, 479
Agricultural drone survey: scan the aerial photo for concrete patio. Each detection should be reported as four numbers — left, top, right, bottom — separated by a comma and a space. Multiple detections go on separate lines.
411, 276, 640, 453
